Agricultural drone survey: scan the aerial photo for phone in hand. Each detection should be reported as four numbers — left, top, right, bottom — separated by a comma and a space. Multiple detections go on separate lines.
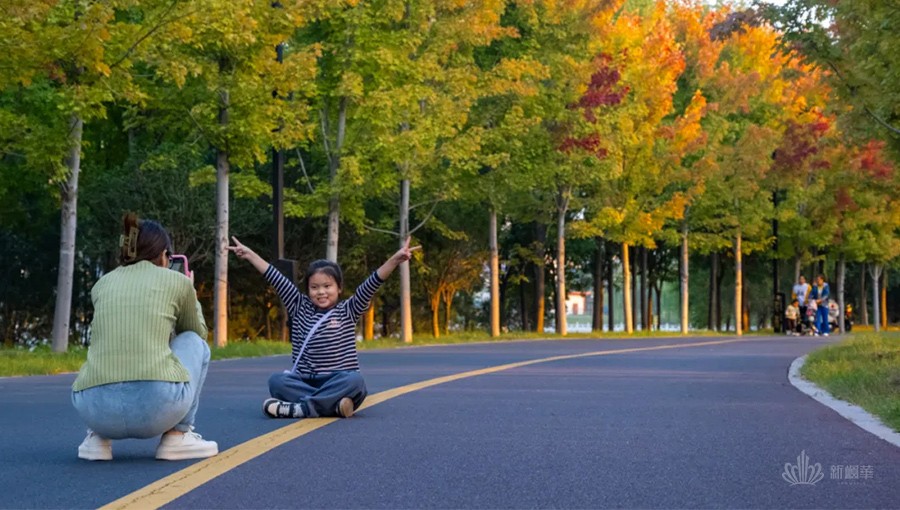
168, 254, 190, 276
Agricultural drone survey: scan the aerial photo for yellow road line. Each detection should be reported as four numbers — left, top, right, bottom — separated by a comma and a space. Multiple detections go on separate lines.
100, 336, 762, 510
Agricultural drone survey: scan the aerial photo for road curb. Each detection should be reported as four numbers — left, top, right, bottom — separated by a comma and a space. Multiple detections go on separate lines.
789, 355, 900, 448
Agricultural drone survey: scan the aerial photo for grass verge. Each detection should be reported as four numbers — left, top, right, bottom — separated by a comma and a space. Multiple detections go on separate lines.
0, 327, 765, 377
800, 332, 900, 431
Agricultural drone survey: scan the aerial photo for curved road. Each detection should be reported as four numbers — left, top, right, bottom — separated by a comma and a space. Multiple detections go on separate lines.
0, 335, 897, 509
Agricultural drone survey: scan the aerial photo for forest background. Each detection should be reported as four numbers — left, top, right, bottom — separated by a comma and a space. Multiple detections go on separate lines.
2, 0, 899, 350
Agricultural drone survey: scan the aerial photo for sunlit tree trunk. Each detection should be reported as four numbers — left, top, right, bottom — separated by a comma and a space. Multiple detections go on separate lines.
680, 225, 689, 335
213, 91, 230, 348
869, 264, 883, 332
735, 231, 743, 336
399, 179, 413, 343
533, 223, 546, 333
622, 243, 633, 333
489, 208, 500, 337
51, 115, 84, 353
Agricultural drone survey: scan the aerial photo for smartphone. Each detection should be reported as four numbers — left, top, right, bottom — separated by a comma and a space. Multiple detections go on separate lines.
168, 254, 190, 276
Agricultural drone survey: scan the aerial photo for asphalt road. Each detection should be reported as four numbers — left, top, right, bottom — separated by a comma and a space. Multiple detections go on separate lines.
1, 335, 897, 509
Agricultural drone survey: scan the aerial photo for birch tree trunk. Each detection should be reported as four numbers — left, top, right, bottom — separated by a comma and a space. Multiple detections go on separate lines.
399, 178, 413, 343
592, 238, 604, 332
870, 264, 883, 332
861, 262, 869, 325
680, 225, 689, 335
325, 98, 347, 262
640, 247, 648, 330
213, 91, 230, 348
881, 270, 888, 329
51, 115, 84, 353
556, 202, 567, 336
607, 246, 615, 332
622, 243, 633, 333
534, 223, 546, 333
489, 208, 500, 337
735, 231, 743, 336
837, 255, 846, 333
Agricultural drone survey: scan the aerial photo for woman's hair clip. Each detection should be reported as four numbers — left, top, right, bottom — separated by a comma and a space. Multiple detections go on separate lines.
120, 226, 139, 260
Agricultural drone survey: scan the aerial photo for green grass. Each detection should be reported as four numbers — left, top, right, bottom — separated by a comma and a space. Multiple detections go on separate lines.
801, 332, 900, 431
0, 326, 769, 377
209, 340, 291, 360
0, 345, 89, 377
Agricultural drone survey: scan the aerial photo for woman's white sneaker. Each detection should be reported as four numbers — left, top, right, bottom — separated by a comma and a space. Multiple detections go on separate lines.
78, 430, 112, 461
155, 429, 218, 461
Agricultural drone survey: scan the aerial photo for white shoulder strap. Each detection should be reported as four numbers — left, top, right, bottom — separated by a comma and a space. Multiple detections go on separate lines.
286, 308, 336, 374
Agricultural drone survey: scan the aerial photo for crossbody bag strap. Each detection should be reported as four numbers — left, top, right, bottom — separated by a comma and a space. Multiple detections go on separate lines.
286, 308, 336, 374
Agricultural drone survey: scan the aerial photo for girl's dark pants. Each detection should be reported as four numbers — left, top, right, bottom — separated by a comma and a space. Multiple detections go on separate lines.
268, 370, 367, 417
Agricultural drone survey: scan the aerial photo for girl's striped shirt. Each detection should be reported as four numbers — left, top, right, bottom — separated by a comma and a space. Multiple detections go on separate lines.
265, 265, 382, 374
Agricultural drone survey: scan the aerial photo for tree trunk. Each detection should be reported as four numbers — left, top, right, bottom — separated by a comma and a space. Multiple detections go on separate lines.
861, 262, 869, 325
837, 255, 846, 333
656, 282, 663, 331
680, 226, 689, 334
742, 263, 749, 332
489, 208, 500, 337
444, 294, 452, 335
592, 238, 604, 332
882, 270, 888, 328
622, 243, 634, 333
556, 204, 567, 336
325, 98, 347, 262
519, 275, 530, 332
708, 252, 718, 331
213, 92, 230, 348
631, 246, 639, 330
607, 244, 615, 332
870, 264, 883, 332
533, 223, 546, 333
399, 179, 413, 343
793, 255, 802, 285
364, 301, 375, 340
640, 247, 648, 330
431, 292, 441, 338
51, 115, 84, 353
735, 231, 743, 336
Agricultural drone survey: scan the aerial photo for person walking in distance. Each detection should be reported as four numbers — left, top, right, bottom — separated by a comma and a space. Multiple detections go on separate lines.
810, 274, 831, 336
792, 275, 811, 332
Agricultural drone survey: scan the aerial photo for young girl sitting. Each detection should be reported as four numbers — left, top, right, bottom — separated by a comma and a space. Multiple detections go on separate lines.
228, 236, 416, 419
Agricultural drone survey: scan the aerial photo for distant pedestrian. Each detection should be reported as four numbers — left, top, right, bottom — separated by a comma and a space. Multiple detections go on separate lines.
229, 236, 419, 419
810, 274, 831, 336
785, 299, 800, 336
72, 214, 217, 461
792, 275, 811, 329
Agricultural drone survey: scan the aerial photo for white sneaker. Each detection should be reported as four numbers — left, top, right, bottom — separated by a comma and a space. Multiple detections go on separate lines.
78, 430, 112, 461
156, 429, 218, 461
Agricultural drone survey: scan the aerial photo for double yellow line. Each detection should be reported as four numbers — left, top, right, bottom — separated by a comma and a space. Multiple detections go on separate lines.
101, 337, 757, 509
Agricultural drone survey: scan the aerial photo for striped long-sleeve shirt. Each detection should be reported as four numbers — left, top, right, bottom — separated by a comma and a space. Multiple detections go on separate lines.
265, 265, 383, 374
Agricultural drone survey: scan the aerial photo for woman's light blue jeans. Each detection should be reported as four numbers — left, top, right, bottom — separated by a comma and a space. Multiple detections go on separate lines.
71, 332, 210, 439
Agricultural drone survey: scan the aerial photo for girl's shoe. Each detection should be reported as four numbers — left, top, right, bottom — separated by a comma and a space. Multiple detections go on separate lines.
263, 398, 303, 418
336, 397, 355, 418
